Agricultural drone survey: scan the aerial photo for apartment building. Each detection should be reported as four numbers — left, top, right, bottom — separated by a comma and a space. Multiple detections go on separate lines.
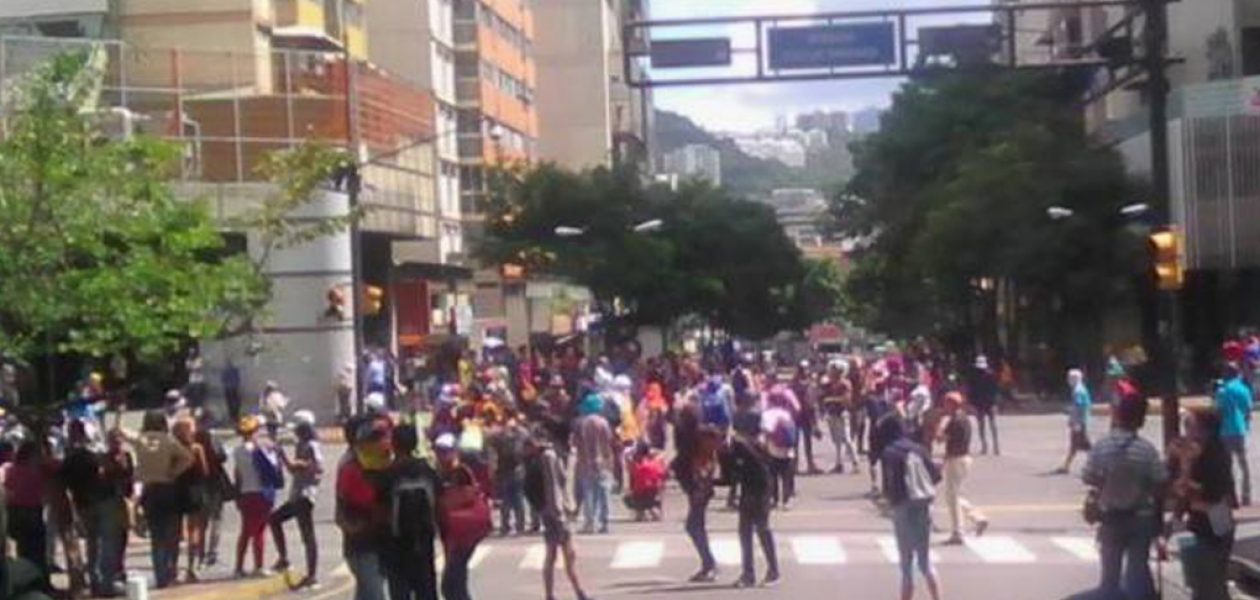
532, 0, 653, 170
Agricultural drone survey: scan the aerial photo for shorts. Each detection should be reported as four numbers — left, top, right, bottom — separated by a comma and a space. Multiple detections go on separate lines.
542, 513, 570, 546
1070, 428, 1091, 452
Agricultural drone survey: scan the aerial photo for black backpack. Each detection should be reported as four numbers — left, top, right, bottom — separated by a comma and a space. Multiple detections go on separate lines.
389, 465, 438, 546
523, 454, 547, 511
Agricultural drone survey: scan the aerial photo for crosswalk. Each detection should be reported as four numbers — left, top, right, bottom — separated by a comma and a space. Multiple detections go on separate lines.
444, 533, 1102, 574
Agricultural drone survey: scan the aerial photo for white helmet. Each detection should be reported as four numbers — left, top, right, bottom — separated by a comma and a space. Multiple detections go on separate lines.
364, 392, 387, 414
292, 410, 317, 427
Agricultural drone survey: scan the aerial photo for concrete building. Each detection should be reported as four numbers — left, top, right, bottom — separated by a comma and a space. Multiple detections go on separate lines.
532, 0, 652, 170
661, 143, 721, 186
0, 0, 109, 37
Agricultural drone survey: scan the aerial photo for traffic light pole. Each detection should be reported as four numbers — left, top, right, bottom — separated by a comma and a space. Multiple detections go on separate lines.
1143, 0, 1179, 446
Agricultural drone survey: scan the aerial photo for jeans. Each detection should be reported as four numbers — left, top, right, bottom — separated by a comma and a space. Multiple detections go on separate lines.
497, 476, 526, 534
441, 546, 475, 600
347, 551, 388, 600
942, 457, 985, 536
580, 471, 609, 531
976, 407, 1000, 454
827, 412, 859, 469
1182, 534, 1232, 600
737, 499, 778, 579
84, 498, 126, 592
1225, 436, 1251, 504
8, 505, 48, 587
142, 484, 183, 588
769, 457, 795, 505
685, 494, 716, 572
892, 501, 936, 596
269, 497, 317, 576
386, 543, 438, 600
1095, 511, 1156, 600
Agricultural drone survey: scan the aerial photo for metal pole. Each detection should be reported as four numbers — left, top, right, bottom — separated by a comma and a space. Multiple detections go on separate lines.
345, 45, 365, 412
1143, 0, 1177, 445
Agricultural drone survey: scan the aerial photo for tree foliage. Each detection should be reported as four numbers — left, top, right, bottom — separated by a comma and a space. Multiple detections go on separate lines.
834, 71, 1147, 359
478, 164, 833, 339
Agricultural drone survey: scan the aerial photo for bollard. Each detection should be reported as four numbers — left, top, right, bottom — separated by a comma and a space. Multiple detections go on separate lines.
126, 575, 148, 600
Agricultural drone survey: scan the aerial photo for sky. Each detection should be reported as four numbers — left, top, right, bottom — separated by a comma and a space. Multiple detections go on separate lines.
649, 0, 991, 133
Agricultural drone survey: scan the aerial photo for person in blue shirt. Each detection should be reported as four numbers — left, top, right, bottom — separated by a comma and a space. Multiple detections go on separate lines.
1056, 369, 1092, 475
1215, 362, 1254, 505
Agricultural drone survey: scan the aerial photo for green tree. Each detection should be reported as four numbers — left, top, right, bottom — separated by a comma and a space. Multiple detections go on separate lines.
479, 164, 822, 339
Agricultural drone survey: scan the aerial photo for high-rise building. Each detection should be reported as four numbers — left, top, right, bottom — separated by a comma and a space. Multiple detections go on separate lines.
0, 0, 109, 37
661, 144, 721, 186
850, 107, 883, 136
532, 0, 653, 170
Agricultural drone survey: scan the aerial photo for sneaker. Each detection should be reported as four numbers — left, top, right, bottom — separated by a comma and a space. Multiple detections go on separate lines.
254, 568, 275, 578
272, 559, 291, 572
204, 552, 218, 567
689, 569, 718, 583
976, 520, 989, 537
295, 576, 320, 590
831, 464, 845, 474
733, 575, 756, 588
762, 571, 780, 587
598, 524, 610, 534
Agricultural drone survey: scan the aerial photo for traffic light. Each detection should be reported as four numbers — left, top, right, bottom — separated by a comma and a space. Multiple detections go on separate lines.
501, 263, 526, 280
362, 285, 385, 315
1149, 229, 1183, 291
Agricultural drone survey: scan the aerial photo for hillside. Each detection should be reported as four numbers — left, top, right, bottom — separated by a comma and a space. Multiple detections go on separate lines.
654, 109, 800, 199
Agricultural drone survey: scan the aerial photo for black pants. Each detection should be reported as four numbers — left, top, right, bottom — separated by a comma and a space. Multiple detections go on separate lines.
797, 421, 817, 470
8, 505, 48, 586
685, 494, 716, 572
225, 389, 242, 422
386, 542, 439, 600
269, 497, 317, 576
770, 457, 795, 505
738, 500, 778, 580
441, 546, 475, 600
976, 407, 1000, 454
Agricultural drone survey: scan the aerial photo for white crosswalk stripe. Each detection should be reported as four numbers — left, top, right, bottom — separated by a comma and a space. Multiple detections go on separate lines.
610, 540, 665, 569
519, 543, 546, 570
876, 536, 940, 564
469, 545, 494, 569
712, 537, 742, 566
965, 536, 1037, 564
1051, 536, 1098, 561
790, 536, 847, 565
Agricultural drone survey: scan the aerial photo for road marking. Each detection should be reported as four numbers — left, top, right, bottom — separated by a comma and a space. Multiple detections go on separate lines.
520, 543, 546, 570
790, 536, 846, 564
470, 545, 493, 569
965, 536, 1037, 563
436, 552, 445, 572
610, 540, 665, 569
877, 536, 940, 564
1052, 536, 1098, 561
712, 537, 741, 566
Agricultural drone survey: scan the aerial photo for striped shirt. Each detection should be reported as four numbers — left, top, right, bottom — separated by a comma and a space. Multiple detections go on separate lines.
1082, 430, 1166, 513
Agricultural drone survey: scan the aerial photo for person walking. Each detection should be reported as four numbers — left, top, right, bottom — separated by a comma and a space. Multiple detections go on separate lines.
725, 422, 779, 588
1082, 392, 1167, 600
679, 427, 722, 582
434, 434, 490, 600
1214, 362, 1253, 506
1056, 369, 1093, 475
270, 410, 323, 588
193, 410, 228, 568
172, 417, 210, 582
523, 429, 594, 600
1169, 408, 1236, 600
573, 393, 614, 534
5, 440, 51, 591
62, 419, 122, 597
965, 356, 1001, 455
127, 410, 194, 589
383, 424, 440, 600
221, 359, 243, 423
337, 417, 393, 600
880, 416, 943, 600
232, 416, 282, 578
488, 412, 529, 536
791, 364, 822, 475
762, 385, 798, 510
936, 392, 988, 545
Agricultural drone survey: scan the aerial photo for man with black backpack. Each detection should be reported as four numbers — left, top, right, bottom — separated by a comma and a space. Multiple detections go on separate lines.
880, 416, 943, 600
384, 424, 441, 600
723, 422, 779, 588
523, 430, 594, 600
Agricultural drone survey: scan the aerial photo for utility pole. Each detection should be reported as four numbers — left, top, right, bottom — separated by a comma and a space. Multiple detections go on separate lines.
1143, 0, 1178, 445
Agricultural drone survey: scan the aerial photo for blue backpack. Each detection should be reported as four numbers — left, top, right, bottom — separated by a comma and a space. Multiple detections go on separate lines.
701, 389, 731, 428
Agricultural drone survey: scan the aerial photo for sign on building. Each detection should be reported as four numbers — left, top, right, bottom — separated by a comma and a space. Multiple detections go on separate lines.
650, 38, 733, 68
768, 22, 896, 70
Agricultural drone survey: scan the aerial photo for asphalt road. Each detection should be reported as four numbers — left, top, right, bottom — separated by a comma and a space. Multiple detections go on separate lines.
271, 412, 1188, 600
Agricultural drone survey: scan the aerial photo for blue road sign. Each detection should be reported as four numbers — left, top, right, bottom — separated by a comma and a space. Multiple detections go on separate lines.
768, 22, 896, 70
650, 38, 733, 69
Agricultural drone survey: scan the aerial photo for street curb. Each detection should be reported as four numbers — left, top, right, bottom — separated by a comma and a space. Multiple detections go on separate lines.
150, 573, 290, 600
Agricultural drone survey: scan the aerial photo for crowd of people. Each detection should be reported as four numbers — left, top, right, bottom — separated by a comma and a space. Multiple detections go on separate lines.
1, 337, 1257, 600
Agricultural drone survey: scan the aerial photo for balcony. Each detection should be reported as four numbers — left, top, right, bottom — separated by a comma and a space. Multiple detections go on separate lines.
454, 20, 478, 50
455, 77, 482, 105
458, 135, 484, 160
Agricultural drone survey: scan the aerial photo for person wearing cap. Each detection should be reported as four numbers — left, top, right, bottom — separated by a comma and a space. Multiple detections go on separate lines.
1056, 369, 1093, 475
1214, 361, 1254, 505
433, 433, 483, 600
936, 392, 988, 545
269, 410, 323, 588
336, 416, 394, 600
232, 416, 281, 578
965, 355, 1001, 455
880, 415, 943, 600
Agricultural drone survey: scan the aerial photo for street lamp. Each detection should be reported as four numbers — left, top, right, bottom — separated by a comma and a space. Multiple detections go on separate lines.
554, 219, 664, 237
1119, 202, 1151, 217
632, 218, 664, 233
554, 226, 586, 237
1047, 206, 1075, 220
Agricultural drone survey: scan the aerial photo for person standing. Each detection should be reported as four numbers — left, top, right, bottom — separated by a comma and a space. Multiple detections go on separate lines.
1057, 369, 1093, 475
725, 424, 779, 588
1082, 393, 1167, 600
5, 440, 50, 591
1169, 409, 1236, 600
173, 418, 210, 582
127, 411, 195, 589
762, 386, 798, 510
63, 420, 122, 596
573, 393, 614, 534
936, 392, 988, 545
232, 417, 282, 577
270, 410, 323, 588
678, 426, 721, 582
185, 348, 207, 409
822, 362, 860, 474
434, 434, 488, 600
965, 356, 1001, 455
383, 424, 440, 600
488, 412, 529, 536
880, 416, 943, 600
791, 364, 821, 475
221, 360, 243, 423
1214, 362, 1253, 506
523, 431, 594, 600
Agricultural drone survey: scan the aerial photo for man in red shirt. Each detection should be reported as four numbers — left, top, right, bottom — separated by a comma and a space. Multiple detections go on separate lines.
336, 417, 392, 600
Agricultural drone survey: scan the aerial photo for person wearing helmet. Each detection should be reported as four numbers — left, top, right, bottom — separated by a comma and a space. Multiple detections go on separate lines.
269, 410, 323, 588
232, 416, 281, 578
